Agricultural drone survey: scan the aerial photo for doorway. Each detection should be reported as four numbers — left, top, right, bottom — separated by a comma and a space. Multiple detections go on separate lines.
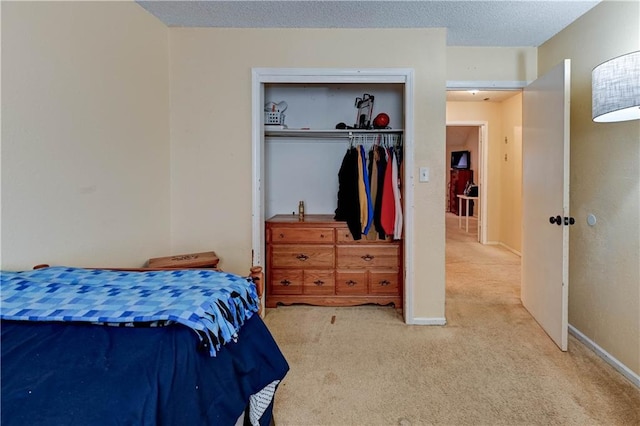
445, 89, 524, 306
445, 123, 485, 243
445, 89, 523, 254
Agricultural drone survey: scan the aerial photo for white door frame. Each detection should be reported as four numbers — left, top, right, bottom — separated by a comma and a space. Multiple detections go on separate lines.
446, 121, 488, 244
251, 68, 416, 323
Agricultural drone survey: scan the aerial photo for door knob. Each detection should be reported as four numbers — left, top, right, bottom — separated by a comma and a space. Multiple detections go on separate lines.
549, 215, 562, 225
549, 215, 575, 226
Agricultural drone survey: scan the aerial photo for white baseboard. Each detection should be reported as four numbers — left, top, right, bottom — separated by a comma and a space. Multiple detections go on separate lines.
498, 242, 521, 257
409, 317, 447, 325
483, 241, 521, 256
569, 324, 640, 388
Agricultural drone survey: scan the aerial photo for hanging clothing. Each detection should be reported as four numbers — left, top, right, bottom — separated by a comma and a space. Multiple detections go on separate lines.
335, 147, 362, 240
380, 147, 396, 236
357, 145, 368, 237
392, 148, 403, 240
335, 135, 403, 242
373, 145, 388, 240
360, 145, 374, 235
366, 146, 380, 240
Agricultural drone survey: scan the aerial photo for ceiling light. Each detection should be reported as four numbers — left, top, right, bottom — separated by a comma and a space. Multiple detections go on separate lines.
592, 51, 640, 123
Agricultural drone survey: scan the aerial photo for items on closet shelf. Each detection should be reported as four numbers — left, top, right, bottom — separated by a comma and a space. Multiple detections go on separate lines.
335, 134, 403, 241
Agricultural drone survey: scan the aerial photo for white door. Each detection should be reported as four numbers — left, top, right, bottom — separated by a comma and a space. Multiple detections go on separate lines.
521, 59, 571, 351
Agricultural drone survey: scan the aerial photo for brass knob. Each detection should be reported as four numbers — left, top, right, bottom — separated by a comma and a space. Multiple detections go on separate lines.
313, 280, 325, 286
346, 280, 357, 287
361, 254, 374, 261
379, 280, 391, 286
280, 279, 291, 286
296, 254, 309, 261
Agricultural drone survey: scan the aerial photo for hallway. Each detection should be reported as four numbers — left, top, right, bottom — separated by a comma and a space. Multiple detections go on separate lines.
445, 212, 522, 328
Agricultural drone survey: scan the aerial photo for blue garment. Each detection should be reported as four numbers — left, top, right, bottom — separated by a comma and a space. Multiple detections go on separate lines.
360, 145, 374, 235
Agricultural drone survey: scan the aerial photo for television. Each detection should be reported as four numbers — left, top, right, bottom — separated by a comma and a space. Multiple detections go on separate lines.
451, 150, 470, 169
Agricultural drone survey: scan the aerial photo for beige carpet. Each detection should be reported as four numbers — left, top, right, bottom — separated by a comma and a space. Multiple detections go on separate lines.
263, 214, 640, 425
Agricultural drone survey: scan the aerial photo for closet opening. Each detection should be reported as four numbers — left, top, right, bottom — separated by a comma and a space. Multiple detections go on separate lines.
251, 69, 416, 323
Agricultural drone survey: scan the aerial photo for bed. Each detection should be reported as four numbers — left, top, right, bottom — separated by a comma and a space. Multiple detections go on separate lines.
0, 265, 289, 426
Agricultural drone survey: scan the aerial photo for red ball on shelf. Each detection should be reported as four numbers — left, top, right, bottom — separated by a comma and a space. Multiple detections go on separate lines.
373, 113, 390, 129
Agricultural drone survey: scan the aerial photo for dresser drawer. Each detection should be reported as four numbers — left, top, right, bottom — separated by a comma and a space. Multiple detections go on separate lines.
271, 245, 335, 268
303, 270, 335, 295
368, 270, 400, 295
269, 269, 303, 295
335, 271, 367, 295
336, 245, 400, 269
270, 227, 335, 244
335, 227, 391, 244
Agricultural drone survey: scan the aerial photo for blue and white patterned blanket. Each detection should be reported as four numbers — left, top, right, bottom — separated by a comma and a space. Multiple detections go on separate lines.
0, 267, 260, 356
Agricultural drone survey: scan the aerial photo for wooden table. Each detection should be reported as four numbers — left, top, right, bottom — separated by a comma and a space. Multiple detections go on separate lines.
457, 195, 479, 233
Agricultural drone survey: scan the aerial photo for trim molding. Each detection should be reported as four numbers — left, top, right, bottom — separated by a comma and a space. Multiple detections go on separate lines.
446, 80, 528, 89
498, 242, 522, 257
569, 324, 640, 388
409, 317, 447, 326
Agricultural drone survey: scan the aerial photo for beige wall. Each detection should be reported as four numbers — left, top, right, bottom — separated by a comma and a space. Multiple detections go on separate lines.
539, 0, 640, 375
447, 47, 537, 84
1, 1, 171, 269
169, 28, 447, 318
500, 93, 523, 253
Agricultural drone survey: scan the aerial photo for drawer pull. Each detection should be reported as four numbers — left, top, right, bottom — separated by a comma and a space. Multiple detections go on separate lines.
379, 280, 391, 287
279, 279, 291, 286
361, 254, 375, 261
296, 254, 309, 261
279, 233, 285, 238
313, 280, 325, 286
345, 280, 357, 287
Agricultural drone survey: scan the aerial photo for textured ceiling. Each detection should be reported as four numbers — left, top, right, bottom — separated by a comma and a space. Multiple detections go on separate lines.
136, 0, 600, 46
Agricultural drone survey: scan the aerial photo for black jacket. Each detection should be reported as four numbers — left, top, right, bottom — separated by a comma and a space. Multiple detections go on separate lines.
334, 147, 362, 240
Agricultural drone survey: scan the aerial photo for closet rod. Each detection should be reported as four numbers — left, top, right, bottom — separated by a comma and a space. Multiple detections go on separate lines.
264, 129, 404, 139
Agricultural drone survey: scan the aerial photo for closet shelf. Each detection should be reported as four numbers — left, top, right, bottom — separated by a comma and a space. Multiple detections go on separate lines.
264, 128, 404, 138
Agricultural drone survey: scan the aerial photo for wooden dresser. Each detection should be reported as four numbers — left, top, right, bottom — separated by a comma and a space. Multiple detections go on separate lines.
265, 214, 402, 308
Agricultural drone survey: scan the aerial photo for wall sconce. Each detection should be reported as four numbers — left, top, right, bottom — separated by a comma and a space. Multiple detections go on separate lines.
592, 50, 640, 123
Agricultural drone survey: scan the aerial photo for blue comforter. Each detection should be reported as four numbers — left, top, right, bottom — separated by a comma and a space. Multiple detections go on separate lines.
1, 315, 289, 426
0, 267, 260, 356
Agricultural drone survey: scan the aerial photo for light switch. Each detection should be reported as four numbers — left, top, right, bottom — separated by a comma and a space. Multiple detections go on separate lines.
419, 167, 429, 182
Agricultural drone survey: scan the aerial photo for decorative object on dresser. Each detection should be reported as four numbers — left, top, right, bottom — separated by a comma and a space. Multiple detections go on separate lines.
449, 169, 474, 216
266, 214, 402, 308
